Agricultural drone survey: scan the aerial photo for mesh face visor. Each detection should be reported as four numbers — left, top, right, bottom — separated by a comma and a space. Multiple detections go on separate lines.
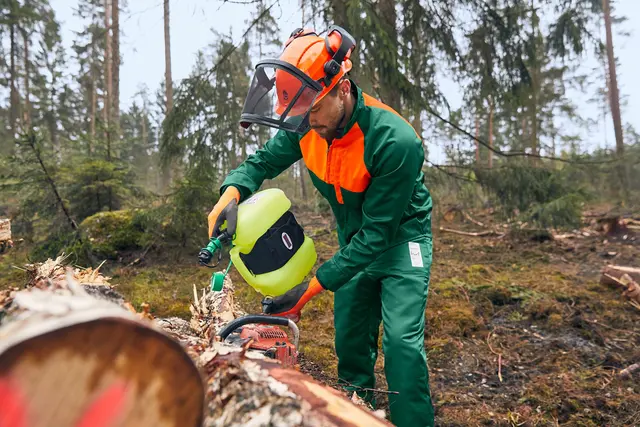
240, 60, 323, 135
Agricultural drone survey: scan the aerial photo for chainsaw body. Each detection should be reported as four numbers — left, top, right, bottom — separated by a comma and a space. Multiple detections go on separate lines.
217, 315, 299, 367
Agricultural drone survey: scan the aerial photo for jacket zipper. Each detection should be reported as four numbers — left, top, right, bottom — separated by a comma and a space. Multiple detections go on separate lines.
326, 140, 344, 204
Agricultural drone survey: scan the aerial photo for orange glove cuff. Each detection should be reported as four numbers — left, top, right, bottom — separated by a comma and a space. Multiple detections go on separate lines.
289, 277, 324, 314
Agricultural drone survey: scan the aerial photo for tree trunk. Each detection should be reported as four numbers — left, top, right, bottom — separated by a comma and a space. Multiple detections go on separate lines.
104, 0, 112, 161
164, 0, 173, 115
1, 257, 393, 427
488, 97, 494, 169
530, 0, 539, 163
22, 29, 31, 131
0, 261, 204, 427
377, 0, 400, 112
296, 160, 308, 201
9, 5, 19, 139
111, 0, 120, 143
602, 0, 628, 199
475, 113, 480, 164
90, 60, 97, 155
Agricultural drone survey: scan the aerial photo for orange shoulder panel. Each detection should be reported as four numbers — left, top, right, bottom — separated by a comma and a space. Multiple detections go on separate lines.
362, 93, 420, 138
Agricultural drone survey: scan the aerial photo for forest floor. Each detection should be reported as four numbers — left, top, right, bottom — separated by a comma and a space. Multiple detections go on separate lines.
1, 206, 639, 426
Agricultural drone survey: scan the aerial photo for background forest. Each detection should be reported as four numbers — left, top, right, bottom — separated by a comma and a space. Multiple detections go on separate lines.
0, 0, 638, 262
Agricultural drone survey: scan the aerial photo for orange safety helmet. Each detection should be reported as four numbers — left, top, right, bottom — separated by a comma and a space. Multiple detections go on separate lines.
240, 25, 356, 134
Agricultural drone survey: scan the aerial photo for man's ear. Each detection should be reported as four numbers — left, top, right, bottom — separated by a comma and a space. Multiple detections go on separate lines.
339, 78, 351, 99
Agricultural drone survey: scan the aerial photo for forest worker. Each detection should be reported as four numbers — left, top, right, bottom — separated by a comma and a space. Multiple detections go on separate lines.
207, 25, 435, 427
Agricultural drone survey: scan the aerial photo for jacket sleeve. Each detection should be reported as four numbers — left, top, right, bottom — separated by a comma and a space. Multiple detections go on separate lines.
315, 128, 425, 292
220, 130, 302, 201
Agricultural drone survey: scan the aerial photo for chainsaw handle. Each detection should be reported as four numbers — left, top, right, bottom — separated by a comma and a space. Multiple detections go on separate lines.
217, 315, 299, 349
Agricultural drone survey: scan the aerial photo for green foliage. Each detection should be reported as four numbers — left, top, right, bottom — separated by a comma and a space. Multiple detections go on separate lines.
60, 159, 142, 222
475, 163, 589, 228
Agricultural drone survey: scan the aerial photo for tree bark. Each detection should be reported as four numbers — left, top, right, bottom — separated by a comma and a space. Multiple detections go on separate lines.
602, 0, 628, 199
111, 0, 120, 142
164, 0, 173, 115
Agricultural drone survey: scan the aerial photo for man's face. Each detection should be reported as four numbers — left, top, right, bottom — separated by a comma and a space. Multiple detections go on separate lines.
308, 80, 348, 140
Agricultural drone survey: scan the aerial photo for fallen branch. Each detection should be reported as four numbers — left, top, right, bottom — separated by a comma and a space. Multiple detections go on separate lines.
600, 272, 640, 305
619, 363, 640, 379
601, 265, 640, 285
439, 227, 503, 237
486, 332, 504, 383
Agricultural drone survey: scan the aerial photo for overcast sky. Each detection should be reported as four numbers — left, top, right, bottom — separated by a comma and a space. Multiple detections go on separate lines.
49, 0, 639, 163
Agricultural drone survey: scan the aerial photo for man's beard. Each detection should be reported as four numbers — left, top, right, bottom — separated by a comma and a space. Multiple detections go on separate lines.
315, 103, 345, 140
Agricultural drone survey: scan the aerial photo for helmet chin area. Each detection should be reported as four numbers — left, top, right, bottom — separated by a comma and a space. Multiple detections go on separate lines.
240, 60, 323, 135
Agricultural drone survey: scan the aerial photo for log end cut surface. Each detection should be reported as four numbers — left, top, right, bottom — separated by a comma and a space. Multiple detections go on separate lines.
0, 315, 204, 427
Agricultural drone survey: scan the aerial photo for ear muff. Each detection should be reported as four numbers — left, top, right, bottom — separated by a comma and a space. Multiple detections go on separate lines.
321, 25, 356, 87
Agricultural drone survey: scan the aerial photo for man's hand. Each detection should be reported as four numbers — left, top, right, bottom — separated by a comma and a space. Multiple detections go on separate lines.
208, 187, 240, 238
262, 277, 324, 321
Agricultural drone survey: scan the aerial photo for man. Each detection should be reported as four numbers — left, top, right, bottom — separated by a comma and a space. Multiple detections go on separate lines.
207, 25, 435, 427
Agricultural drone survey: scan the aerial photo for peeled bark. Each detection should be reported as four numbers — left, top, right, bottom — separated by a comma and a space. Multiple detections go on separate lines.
1, 257, 392, 427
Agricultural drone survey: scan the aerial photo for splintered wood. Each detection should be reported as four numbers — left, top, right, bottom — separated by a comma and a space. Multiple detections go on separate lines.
1, 256, 391, 426
600, 265, 640, 309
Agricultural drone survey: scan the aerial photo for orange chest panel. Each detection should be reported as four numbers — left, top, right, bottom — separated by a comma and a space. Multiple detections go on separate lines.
299, 123, 371, 203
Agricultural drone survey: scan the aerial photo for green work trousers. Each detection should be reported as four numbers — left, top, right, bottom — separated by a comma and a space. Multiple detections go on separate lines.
333, 237, 434, 427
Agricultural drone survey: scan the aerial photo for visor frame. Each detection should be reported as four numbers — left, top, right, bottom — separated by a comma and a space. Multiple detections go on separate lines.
239, 59, 325, 135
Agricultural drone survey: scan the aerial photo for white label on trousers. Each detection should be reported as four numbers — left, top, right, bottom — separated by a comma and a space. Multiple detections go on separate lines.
408, 242, 423, 267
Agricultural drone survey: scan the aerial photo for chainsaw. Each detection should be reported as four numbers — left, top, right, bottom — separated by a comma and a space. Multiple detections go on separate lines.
216, 314, 299, 367
198, 231, 300, 367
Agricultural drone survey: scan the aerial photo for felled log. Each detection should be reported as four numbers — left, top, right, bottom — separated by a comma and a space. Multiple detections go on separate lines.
160, 274, 392, 426
1, 255, 392, 427
600, 265, 640, 286
0, 258, 205, 427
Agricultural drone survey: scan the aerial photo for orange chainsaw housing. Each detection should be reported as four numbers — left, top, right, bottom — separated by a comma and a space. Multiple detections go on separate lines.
239, 324, 298, 367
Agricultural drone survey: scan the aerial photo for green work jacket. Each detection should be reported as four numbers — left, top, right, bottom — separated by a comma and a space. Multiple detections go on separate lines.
221, 81, 433, 292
